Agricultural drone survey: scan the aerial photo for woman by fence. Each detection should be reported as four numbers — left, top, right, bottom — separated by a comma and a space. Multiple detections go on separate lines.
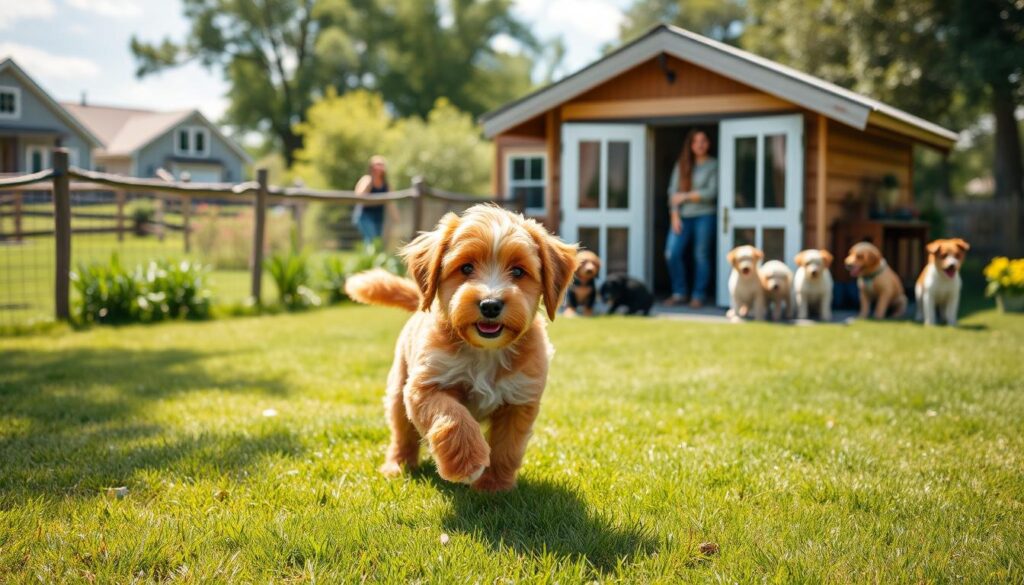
352, 155, 399, 246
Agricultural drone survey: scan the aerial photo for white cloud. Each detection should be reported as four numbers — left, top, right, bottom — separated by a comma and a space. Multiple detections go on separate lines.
0, 42, 100, 79
65, 0, 142, 19
511, 0, 625, 76
0, 0, 55, 29
116, 64, 229, 121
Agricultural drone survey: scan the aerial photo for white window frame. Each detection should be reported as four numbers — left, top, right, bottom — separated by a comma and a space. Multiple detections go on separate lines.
0, 86, 21, 120
505, 150, 547, 216
25, 145, 49, 173
173, 125, 211, 158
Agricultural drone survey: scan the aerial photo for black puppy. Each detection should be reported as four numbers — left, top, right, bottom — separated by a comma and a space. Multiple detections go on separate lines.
600, 273, 654, 315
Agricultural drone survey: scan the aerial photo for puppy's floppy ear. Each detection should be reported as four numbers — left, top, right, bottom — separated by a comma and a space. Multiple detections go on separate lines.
400, 212, 460, 311
525, 220, 579, 321
726, 248, 737, 266
794, 250, 807, 267
926, 240, 941, 255
953, 238, 970, 252
753, 248, 765, 262
820, 250, 834, 267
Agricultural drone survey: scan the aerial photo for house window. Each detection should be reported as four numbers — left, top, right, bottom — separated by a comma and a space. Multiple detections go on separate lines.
506, 152, 546, 215
0, 86, 20, 119
25, 145, 49, 173
174, 126, 211, 158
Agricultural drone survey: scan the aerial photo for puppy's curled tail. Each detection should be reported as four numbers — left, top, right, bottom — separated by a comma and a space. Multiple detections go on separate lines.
344, 269, 420, 312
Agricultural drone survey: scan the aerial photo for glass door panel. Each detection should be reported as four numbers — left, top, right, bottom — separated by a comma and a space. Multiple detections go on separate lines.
578, 141, 600, 209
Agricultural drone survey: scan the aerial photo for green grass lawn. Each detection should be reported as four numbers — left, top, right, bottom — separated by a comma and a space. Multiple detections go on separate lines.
1, 307, 1022, 582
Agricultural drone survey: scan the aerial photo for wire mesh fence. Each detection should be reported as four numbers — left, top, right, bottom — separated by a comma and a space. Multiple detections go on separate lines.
0, 159, 522, 330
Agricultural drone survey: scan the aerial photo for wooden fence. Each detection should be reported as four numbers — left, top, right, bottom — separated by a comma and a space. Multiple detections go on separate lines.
0, 147, 520, 321
937, 196, 1023, 258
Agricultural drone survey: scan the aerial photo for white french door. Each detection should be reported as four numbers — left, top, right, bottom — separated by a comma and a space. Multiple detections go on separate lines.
561, 123, 647, 283
715, 115, 804, 306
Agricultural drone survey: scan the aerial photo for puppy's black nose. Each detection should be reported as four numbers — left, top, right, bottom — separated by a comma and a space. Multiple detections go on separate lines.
479, 299, 503, 319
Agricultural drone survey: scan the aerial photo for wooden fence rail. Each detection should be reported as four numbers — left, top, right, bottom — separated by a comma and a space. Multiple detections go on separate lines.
0, 147, 520, 321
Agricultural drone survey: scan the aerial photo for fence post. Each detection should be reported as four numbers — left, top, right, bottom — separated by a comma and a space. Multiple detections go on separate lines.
180, 173, 192, 254
53, 148, 71, 321
13, 192, 23, 242
115, 190, 126, 242
412, 176, 427, 234
251, 168, 268, 304
292, 201, 304, 249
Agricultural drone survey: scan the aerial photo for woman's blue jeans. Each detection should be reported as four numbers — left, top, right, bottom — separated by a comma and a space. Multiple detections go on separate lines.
357, 212, 384, 246
665, 213, 715, 301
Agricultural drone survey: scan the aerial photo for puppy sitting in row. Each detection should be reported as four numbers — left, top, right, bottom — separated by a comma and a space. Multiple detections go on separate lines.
563, 250, 601, 317
793, 249, 834, 321
845, 242, 907, 319
915, 238, 969, 326
758, 260, 794, 321
726, 245, 766, 321
600, 273, 654, 315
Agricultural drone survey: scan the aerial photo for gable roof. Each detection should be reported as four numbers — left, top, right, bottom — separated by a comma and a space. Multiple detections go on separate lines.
0, 58, 102, 147
481, 25, 958, 150
62, 102, 253, 163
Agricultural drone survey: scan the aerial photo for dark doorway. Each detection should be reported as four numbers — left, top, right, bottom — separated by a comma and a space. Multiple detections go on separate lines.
651, 124, 719, 297
0, 137, 17, 172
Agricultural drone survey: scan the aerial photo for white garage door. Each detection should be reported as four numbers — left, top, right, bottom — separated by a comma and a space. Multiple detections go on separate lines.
171, 163, 223, 183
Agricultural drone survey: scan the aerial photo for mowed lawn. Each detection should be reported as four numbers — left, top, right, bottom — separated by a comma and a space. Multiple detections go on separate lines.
1, 307, 1022, 582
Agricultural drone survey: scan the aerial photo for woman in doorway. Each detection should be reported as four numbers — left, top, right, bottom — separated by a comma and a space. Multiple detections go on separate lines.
353, 155, 394, 246
665, 130, 718, 307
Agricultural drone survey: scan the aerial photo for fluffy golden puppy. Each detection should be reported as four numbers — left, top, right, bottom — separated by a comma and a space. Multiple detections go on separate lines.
758, 260, 794, 321
726, 245, 766, 321
915, 238, 969, 326
345, 204, 577, 492
844, 242, 907, 319
793, 249, 834, 321
564, 250, 601, 317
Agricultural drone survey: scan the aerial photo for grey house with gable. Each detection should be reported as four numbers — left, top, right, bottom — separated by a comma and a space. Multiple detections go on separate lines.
63, 103, 252, 182
0, 58, 101, 173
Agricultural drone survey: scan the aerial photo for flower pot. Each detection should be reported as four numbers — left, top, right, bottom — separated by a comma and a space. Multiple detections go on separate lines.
996, 293, 1024, 313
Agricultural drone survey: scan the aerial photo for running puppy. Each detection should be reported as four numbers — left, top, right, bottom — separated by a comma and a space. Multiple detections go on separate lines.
564, 250, 601, 317
726, 245, 766, 321
915, 238, 969, 326
844, 242, 907, 319
793, 249, 834, 321
759, 260, 794, 321
345, 204, 577, 492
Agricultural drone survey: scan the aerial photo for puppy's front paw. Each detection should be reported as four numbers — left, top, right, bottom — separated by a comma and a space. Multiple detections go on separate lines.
472, 469, 516, 492
428, 419, 490, 484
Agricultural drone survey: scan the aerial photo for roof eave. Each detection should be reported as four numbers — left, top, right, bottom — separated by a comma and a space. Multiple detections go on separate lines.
0, 58, 104, 148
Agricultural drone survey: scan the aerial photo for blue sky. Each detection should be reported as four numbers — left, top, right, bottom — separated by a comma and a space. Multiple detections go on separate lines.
0, 0, 630, 121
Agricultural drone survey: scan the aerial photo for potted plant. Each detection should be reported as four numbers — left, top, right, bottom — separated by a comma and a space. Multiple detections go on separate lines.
984, 257, 1024, 313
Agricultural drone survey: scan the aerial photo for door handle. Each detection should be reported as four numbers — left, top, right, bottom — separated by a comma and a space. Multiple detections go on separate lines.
722, 207, 729, 234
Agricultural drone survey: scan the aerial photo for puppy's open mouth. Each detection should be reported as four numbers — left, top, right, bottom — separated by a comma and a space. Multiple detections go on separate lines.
944, 267, 957, 278
847, 265, 862, 277
475, 321, 504, 338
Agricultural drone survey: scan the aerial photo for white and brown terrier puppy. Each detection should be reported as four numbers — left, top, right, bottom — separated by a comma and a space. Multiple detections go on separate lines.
726, 245, 766, 321
563, 249, 601, 317
845, 242, 907, 319
345, 204, 577, 492
915, 238, 970, 326
793, 249, 834, 321
758, 260, 794, 321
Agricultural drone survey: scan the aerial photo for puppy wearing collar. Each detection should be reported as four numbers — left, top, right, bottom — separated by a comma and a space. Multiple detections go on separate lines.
844, 242, 907, 319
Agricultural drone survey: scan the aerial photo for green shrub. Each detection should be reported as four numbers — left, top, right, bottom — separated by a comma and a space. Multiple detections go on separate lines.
71, 255, 212, 324
320, 241, 406, 304
130, 200, 155, 236
266, 252, 321, 310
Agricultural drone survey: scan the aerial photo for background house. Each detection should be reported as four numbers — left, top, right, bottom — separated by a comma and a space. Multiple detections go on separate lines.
0, 58, 100, 173
482, 25, 958, 307
63, 103, 251, 182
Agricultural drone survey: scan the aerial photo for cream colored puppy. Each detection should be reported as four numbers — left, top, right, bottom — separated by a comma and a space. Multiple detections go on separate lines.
726, 245, 766, 321
915, 238, 969, 326
793, 249, 834, 321
758, 260, 794, 321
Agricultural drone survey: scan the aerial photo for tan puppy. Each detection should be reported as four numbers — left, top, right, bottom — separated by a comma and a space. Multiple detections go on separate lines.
793, 249, 834, 321
345, 204, 577, 492
726, 245, 766, 321
563, 250, 601, 317
915, 238, 969, 326
844, 242, 907, 319
759, 260, 794, 321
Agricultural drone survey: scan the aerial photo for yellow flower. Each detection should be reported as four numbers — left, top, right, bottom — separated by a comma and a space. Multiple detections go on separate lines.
984, 257, 1010, 281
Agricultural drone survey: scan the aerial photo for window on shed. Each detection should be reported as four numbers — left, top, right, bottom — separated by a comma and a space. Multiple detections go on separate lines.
507, 153, 546, 214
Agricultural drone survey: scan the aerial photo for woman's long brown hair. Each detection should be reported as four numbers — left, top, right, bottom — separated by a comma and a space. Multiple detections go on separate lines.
677, 129, 706, 193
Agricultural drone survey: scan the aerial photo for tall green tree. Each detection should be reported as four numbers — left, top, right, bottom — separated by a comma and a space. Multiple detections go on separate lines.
131, 0, 536, 164
616, 0, 746, 45
944, 0, 1024, 201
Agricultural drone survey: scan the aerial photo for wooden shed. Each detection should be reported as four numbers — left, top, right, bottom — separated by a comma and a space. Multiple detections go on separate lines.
481, 25, 958, 307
